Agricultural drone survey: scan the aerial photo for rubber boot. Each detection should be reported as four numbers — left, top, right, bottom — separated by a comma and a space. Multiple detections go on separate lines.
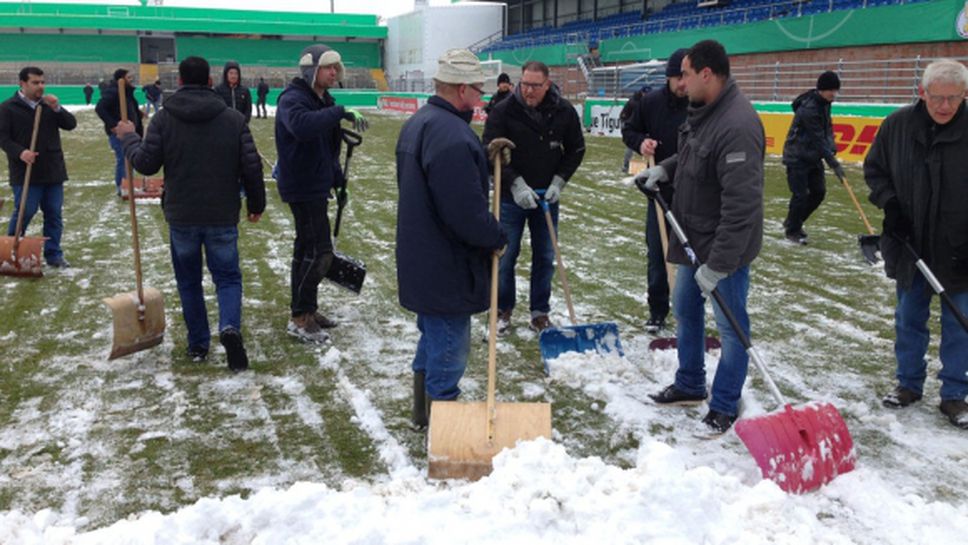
411, 372, 428, 431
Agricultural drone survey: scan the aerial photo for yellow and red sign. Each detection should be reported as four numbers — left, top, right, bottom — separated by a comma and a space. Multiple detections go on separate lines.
760, 113, 883, 164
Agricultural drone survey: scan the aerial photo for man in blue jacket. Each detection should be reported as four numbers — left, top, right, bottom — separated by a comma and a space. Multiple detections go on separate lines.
396, 49, 507, 430
275, 44, 367, 344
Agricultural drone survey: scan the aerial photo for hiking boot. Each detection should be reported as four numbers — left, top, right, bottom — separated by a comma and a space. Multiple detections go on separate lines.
496, 309, 512, 336
529, 315, 553, 333
313, 312, 338, 329
46, 257, 71, 268
186, 345, 208, 362
939, 399, 968, 430
645, 316, 666, 333
649, 384, 708, 406
287, 313, 330, 344
882, 385, 922, 408
785, 231, 808, 245
701, 409, 737, 435
219, 328, 249, 372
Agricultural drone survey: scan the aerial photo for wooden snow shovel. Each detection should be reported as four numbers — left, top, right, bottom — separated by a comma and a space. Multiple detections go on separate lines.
654, 192, 855, 493
103, 78, 165, 360
428, 151, 552, 481
0, 105, 47, 277
837, 173, 881, 265
536, 192, 623, 373
324, 128, 366, 294
120, 123, 163, 200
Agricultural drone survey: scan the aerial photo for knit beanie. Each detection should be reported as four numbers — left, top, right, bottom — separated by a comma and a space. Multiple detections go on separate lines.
817, 71, 841, 91
666, 49, 688, 78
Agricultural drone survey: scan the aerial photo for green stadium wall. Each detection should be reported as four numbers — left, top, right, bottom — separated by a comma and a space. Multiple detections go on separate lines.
482, 0, 967, 66
175, 37, 380, 68
0, 34, 139, 63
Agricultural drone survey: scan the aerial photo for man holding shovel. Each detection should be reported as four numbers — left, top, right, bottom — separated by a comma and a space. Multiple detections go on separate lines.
0, 66, 77, 268
96, 68, 142, 197
116, 56, 265, 371
635, 40, 765, 435
622, 48, 689, 332
864, 58, 968, 429
396, 49, 507, 430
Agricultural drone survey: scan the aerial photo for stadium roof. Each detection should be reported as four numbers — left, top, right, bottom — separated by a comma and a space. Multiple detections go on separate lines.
0, 2, 386, 39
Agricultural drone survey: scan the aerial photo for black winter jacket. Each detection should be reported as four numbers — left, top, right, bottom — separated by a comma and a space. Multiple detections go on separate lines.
95, 82, 142, 137
484, 89, 511, 114
0, 94, 76, 186
214, 61, 253, 124
782, 89, 837, 167
621, 84, 688, 164
396, 96, 506, 315
257, 81, 269, 100
864, 100, 968, 292
482, 84, 585, 201
121, 85, 265, 226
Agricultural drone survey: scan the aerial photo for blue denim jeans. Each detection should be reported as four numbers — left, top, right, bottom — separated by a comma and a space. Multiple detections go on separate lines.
895, 273, 968, 400
645, 199, 670, 320
169, 225, 243, 350
673, 264, 751, 416
7, 183, 64, 264
145, 99, 160, 115
498, 200, 557, 317
411, 314, 471, 400
108, 134, 125, 192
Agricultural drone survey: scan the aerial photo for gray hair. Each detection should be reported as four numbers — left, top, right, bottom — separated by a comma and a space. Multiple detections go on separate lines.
921, 59, 968, 90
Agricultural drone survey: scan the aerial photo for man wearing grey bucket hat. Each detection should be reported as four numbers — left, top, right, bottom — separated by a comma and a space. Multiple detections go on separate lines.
396, 49, 507, 430
275, 44, 368, 344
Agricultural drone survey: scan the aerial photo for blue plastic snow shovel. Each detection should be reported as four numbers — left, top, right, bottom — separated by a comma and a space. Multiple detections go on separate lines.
537, 194, 623, 373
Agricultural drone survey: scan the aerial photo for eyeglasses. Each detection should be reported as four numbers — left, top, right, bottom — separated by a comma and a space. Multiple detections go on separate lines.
466, 84, 484, 95
925, 93, 965, 107
520, 81, 547, 90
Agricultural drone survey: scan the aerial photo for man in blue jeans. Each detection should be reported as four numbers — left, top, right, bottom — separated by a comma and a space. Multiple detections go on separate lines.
396, 49, 506, 430
864, 58, 968, 429
636, 40, 765, 435
117, 56, 265, 371
482, 61, 585, 334
0, 66, 77, 268
96, 68, 142, 197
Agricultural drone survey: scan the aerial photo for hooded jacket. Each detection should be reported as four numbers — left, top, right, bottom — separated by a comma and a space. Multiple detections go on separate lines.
120, 85, 265, 226
782, 89, 837, 167
482, 83, 585, 201
95, 81, 142, 137
0, 94, 77, 186
214, 61, 253, 124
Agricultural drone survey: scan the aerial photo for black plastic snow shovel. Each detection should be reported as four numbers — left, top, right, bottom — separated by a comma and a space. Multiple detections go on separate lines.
653, 192, 855, 493
325, 128, 366, 294
837, 173, 881, 265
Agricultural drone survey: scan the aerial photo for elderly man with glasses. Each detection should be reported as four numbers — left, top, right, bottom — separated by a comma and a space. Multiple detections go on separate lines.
865, 58, 968, 429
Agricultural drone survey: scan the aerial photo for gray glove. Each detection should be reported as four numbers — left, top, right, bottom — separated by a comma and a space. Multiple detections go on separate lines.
634, 165, 668, 195
544, 175, 566, 203
695, 264, 727, 297
510, 177, 539, 209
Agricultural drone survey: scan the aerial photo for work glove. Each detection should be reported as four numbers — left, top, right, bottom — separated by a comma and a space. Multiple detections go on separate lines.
634, 165, 668, 196
828, 158, 846, 181
544, 175, 567, 204
487, 137, 515, 166
510, 177, 539, 210
343, 108, 369, 132
695, 264, 727, 298
883, 197, 913, 241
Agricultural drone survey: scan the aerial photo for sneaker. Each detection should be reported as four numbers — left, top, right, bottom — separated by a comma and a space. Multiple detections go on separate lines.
219, 328, 249, 372
496, 309, 512, 336
186, 345, 209, 362
785, 231, 808, 245
645, 316, 666, 333
287, 313, 330, 344
313, 312, 338, 329
649, 384, 708, 405
529, 315, 553, 333
701, 409, 737, 435
939, 399, 968, 430
46, 258, 71, 268
882, 385, 922, 408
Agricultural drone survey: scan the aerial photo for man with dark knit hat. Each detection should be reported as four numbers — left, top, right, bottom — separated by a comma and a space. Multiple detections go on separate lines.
275, 44, 368, 344
781, 70, 845, 245
485, 72, 512, 114
622, 47, 689, 332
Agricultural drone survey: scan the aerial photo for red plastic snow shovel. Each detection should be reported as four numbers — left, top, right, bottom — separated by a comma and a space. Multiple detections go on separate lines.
653, 192, 855, 493
0, 105, 46, 278
837, 173, 881, 265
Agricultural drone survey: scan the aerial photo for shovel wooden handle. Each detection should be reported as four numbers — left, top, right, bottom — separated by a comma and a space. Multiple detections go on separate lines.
646, 156, 677, 296
838, 174, 876, 235
119, 78, 147, 313
486, 153, 503, 443
540, 199, 578, 325
12, 105, 43, 258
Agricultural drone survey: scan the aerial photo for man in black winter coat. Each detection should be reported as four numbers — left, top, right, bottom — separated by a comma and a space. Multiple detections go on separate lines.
256, 77, 269, 119
865, 58, 968, 429
95, 68, 143, 196
781, 70, 845, 245
482, 61, 585, 334
143, 80, 163, 115
83, 83, 94, 105
622, 48, 688, 332
0, 66, 77, 268
116, 56, 266, 372
484, 72, 512, 115
214, 61, 252, 124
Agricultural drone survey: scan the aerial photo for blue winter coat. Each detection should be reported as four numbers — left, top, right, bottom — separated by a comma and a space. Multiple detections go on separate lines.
396, 96, 507, 315
274, 77, 345, 203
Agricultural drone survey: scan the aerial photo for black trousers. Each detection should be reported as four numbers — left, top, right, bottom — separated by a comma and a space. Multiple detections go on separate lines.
784, 162, 826, 234
256, 98, 267, 118
289, 198, 334, 316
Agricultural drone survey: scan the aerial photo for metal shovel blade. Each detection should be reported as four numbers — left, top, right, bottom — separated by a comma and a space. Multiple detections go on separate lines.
120, 177, 164, 200
734, 402, 856, 494
0, 236, 46, 277
103, 288, 166, 360
325, 251, 366, 294
858, 234, 882, 265
539, 322, 623, 373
